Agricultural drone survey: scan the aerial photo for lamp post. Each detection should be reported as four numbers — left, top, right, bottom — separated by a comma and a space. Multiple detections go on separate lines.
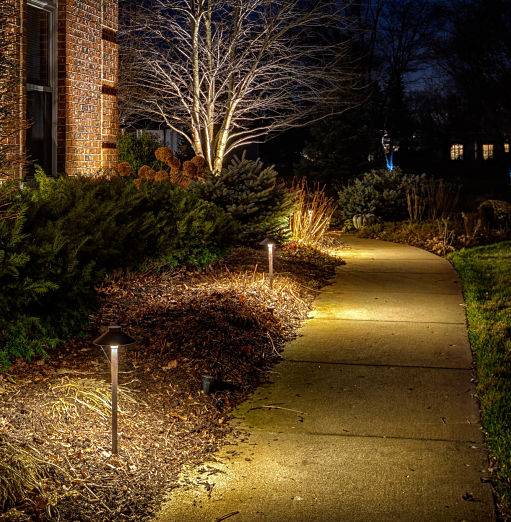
94, 326, 136, 455
259, 238, 275, 289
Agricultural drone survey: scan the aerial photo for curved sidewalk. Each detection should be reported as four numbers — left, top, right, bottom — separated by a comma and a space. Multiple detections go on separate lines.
156, 236, 495, 522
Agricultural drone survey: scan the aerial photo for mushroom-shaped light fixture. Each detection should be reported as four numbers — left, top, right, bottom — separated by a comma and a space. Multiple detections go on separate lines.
94, 326, 136, 454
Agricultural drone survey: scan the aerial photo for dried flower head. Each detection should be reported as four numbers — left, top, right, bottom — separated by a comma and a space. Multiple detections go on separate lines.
190, 155, 207, 176
182, 160, 198, 180
155, 147, 181, 171
138, 165, 156, 180
154, 170, 170, 182
115, 162, 133, 177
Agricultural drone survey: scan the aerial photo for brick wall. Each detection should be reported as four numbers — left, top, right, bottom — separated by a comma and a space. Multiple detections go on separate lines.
58, 0, 119, 175
1, 0, 119, 178
101, 0, 119, 170
0, 0, 25, 179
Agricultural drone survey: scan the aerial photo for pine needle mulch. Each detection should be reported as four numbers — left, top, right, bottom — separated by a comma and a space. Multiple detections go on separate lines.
0, 238, 344, 521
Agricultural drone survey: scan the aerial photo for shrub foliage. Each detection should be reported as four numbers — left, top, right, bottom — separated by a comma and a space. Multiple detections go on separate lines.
194, 156, 294, 243
338, 168, 409, 221
0, 172, 235, 366
117, 132, 161, 175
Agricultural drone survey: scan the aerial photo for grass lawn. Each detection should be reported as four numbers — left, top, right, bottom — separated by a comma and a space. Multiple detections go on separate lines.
449, 241, 511, 518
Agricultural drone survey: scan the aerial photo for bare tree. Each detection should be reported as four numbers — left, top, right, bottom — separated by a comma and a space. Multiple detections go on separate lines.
0, 0, 24, 178
120, 0, 356, 173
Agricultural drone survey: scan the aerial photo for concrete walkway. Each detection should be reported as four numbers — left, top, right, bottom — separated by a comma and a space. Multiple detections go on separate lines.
156, 237, 495, 522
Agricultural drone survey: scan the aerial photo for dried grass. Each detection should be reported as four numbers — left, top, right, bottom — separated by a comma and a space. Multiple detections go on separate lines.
406, 177, 460, 222
289, 178, 335, 246
0, 435, 54, 512
49, 377, 138, 420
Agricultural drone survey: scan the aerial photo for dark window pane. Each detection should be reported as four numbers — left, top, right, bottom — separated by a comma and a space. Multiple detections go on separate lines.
26, 91, 52, 175
27, 6, 50, 86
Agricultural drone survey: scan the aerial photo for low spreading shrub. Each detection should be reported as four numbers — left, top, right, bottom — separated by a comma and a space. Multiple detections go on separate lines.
338, 168, 408, 222
193, 155, 294, 243
0, 172, 236, 366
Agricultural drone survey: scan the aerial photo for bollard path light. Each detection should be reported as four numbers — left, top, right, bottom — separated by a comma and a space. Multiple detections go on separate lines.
94, 326, 136, 455
259, 238, 275, 289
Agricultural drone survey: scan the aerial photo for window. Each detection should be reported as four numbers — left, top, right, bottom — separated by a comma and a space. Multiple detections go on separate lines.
26, 2, 56, 176
482, 144, 494, 160
505, 143, 510, 154
450, 143, 463, 160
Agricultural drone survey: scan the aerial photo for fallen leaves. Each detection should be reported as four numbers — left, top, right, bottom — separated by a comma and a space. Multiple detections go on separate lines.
0, 242, 344, 520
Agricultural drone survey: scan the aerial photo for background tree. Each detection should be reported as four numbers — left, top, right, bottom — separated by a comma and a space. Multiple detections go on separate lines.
435, 0, 511, 142
376, 0, 438, 155
0, 1, 24, 178
119, 0, 356, 173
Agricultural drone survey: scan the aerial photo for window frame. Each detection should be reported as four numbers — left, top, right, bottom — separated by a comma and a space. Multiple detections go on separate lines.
26, 0, 57, 175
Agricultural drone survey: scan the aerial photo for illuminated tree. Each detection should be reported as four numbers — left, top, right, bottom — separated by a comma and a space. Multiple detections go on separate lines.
119, 0, 356, 173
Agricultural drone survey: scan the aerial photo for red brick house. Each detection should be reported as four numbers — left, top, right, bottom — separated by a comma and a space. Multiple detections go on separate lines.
5, 0, 119, 177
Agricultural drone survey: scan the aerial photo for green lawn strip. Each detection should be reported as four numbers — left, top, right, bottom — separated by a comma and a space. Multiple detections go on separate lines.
449, 242, 511, 516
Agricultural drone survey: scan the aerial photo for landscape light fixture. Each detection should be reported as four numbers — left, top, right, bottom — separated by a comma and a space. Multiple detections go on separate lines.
94, 326, 136, 455
259, 238, 275, 289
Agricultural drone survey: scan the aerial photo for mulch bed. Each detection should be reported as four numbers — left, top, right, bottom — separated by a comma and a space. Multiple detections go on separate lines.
0, 238, 344, 521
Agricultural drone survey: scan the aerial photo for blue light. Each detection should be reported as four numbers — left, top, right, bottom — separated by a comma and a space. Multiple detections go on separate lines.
385, 152, 394, 171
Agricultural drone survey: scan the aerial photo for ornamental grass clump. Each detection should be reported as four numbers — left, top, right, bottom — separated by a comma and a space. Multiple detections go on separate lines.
289, 178, 335, 246
49, 377, 138, 420
0, 435, 56, 513
405, 175, 460, 222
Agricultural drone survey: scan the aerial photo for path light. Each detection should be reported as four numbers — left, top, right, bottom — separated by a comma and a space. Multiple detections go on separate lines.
94, 326, 136, 455
259, 238, 275, 289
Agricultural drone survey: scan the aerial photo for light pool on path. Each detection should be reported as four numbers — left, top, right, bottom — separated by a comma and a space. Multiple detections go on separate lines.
155, 236, 495, 522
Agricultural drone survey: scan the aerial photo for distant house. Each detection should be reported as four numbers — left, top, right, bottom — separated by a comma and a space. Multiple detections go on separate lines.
3, 0, 119, 177
449, 141, 510, 163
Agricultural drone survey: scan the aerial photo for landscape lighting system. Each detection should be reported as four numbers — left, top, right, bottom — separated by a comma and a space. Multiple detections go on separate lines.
259, 238, 275, 289
94, 326, 136, 455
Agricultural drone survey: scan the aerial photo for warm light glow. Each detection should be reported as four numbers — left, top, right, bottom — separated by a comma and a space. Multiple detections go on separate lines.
268, 243, 274, 254
111, 345, 119, 352
450, 143, 463, 160
505, 143, 510, 154
482, 144, 494, 160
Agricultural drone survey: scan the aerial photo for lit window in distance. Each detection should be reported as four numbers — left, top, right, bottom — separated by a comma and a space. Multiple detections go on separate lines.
483, 144, 494, 160
450, 144, 463, 160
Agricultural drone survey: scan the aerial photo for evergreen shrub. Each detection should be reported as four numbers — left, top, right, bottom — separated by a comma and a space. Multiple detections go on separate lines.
117, 132, 161, 174
0, 172, 236, 366
338, 168, 409, 221
193, 156, 294, 243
